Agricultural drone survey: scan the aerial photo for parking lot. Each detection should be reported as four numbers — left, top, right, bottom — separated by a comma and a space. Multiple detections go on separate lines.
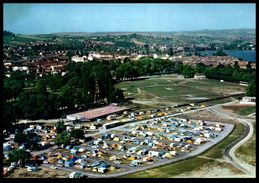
36, 116, 234, 177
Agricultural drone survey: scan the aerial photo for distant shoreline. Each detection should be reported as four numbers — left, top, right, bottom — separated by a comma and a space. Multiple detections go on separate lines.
199, 50, 256, 62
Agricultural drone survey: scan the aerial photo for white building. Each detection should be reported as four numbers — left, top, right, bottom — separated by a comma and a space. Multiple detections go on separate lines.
153, 54, 158, 59
12, 66, 28, 72
71, 55, 87, 62
194, 74, 206, 80
240, 97, 256, 105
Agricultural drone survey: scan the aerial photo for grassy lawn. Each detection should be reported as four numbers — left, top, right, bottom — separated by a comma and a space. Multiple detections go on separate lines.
120, 122, 245, 178
235, 123, 256, 166
116, 77, 244, 104
142, 85, 220, 101
17, 35, 50, 41
238, 106, 256, 116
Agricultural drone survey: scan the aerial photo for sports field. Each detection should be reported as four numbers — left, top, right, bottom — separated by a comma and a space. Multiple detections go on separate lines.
116, 75, 246, 106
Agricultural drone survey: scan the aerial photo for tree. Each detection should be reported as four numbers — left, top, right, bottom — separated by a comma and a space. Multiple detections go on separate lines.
168, 47, 174, 56
55, 131, 71, 147
55, 120, 66, 134
3, 101, 19, 129
233, 61, 240, 69
59, 85, 76, 111
26, 132, 41, 150
9, 149, 31, 167
174, 61, 184, 73
213, 49, 227, 56
114, 88, 125, 103
246, 79, 256, 97
14, 132, 27, 144
246, 61, 252, 69
46, 74, 62, 92
33, 79, 47, 94
3, 77, 24, 100
182, 65, 195, 78
195, 63, 206, 74
17, 90, 53, 120
70, 129, 84, 139
144, 44, 150, 54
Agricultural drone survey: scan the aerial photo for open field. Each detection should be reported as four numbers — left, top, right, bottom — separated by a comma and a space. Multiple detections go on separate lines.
4, 35, 51, 45
116, 76, 245, 107
238, 107, 256, 116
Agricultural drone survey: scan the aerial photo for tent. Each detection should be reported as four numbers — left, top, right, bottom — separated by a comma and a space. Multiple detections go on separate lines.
163, 153, 173, 159
169, 151, 177, 156
109, 155, 117, 161
78, 147, 87, 153
71, 146, 80, 154
113, 137, 120, 142
128, 156, 137, 161
65, 159, 74, 167
130, 160, 142, 166
3, 145, 12, 151
69, 172, 86, 178
98, 167, 107, 173
111, 144, 118, 149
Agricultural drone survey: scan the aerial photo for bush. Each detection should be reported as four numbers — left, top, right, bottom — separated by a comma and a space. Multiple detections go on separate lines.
70, 129, 84, 139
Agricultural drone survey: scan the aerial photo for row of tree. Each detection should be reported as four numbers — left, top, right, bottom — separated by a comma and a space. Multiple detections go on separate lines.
54, 120, 85, 147
3, 58, 255, 130
3, 61, 125, 129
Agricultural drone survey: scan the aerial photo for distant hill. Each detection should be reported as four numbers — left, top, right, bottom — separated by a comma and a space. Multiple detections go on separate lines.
4, 30, 16, 37
4, 30, 51, 45
178, 29, 255, 38
45, 28, 255, 38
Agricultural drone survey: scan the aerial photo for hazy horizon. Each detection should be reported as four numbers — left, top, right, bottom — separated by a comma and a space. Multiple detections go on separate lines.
4, 3, 256, 34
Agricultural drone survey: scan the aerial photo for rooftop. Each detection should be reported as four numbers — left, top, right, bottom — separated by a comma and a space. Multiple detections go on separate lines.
67, 104, 128, 121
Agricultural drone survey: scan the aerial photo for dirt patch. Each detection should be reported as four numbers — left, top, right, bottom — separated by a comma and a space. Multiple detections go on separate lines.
5, 167, 69, 178
174, 161, 247, 178
222, 104, 251, 112
177, 109, 238, 124
187, 97, 209, 100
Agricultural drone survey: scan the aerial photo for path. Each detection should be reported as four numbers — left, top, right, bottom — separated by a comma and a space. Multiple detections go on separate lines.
207, 107, 255, 177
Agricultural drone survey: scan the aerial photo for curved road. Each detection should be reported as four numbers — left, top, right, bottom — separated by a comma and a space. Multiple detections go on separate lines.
207, 107, 255, 177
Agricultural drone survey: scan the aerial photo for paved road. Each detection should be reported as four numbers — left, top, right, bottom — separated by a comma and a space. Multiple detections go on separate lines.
31, 145, 58, 156
207, 107, 255, 177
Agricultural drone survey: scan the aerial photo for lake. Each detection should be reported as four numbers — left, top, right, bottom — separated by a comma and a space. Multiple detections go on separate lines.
199, 50, 256, 62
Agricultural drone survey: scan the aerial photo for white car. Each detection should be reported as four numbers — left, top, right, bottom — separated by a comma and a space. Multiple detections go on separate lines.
50, 165, 58, 170
43, 160, 48, 164
113, 160, 121, 164
27, 166, 37, 172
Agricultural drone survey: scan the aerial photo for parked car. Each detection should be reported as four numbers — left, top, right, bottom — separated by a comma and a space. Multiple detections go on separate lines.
27, 166, 37, 172
50, 165, 58, 170
113, 160, 121, 164
43, 160, 48, 164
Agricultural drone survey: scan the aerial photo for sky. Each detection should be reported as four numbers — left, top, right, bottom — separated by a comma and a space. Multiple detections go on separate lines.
3, 3, 256, 34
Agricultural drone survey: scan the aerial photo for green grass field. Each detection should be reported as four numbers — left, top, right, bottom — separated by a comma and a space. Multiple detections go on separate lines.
238, 106, 256, 116
4, 35, 51, 45
116, 76, 245, 104
120, 122, 245, 178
